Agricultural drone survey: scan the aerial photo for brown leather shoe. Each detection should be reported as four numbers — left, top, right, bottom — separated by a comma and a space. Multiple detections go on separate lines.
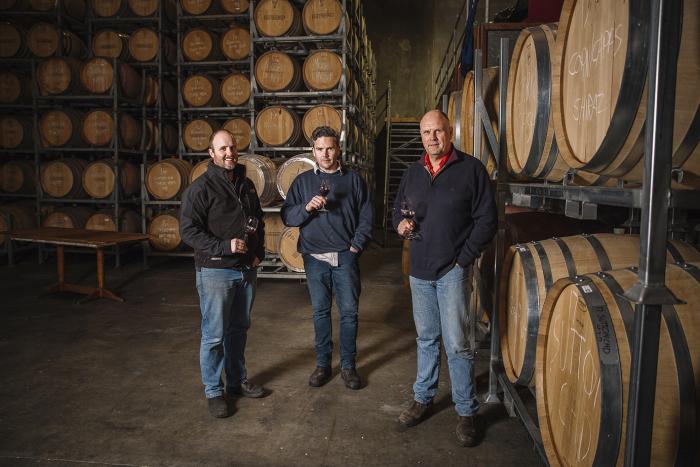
230, 379, 265, 398
308, 366, 332, 387
398, 400, 432, 429
207, 396, 229, 418
340, 367, 361, 390
456, 415, 481, 447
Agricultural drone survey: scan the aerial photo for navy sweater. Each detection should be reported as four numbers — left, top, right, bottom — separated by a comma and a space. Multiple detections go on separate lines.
281, 167, 373, 254
392, 149, 496, 280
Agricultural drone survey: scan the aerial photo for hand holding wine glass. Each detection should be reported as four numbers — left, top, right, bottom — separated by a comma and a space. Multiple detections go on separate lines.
400, 198, 420, 240
317, 178, 331, 212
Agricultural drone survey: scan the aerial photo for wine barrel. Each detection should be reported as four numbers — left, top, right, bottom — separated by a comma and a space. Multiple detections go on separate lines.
92, 29, 130, 60
446, 89, 460, 142
221, 0, 247, 14
302, 0, 342, 36
127, 0, 162, 16
81, 110, 141, 149
183, 118, 219, 152
36, 57, 82, 96
161, 121, 178, 152
536, 262, 700, 467
82, 159, 139, 199
182, 74, 221, 108
42, 206, 92, 229
129, 27, 175, 64
0, 116, 32, 149
506, 24, 569, 182
255, 106, 301, 147
144, 120, 178, 153
254, 50, 302, 92
551, 0, 700, 187
27, 22, 86, 59
90, 0, 125, 17
276, 153, 314, 198
182, 28, 221, 62
148, 210, 181, 251
220, 72, 250, 106
220, 25, 250, 60
145, 76, 177, 109
0, 22, 27, 58
302, 105, 341, 143
278, 227, 304, 272
303, 50, 342, 91
501, 233, 700, 387
180, 0, 215, 15
86, 208, 140, 233
238, 154, 278, 206
459, 68, 499, 176
80, 58, 141, 99
189, 159, 209, 183
0, 71, 29, 104
40, 158, 88, 198
145, 158, 192, 200
0, 160, 35, 194
0, 201, 36, 245
254, 0, 302, 37
39, 109, 83, 147
262, 212, 284, 254
222, 117, 251, 150
29, 0, 86, 18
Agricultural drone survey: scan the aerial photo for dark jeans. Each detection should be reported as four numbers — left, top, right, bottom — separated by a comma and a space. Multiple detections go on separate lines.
302, 250, 361, 369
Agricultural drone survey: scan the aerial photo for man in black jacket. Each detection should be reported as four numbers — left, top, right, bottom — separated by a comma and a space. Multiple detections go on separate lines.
281, 126, 373, 390
180, 129, 266, 418
393, 110, 496, 446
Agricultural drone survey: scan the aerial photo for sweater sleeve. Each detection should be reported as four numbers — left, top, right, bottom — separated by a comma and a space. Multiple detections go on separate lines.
457, 164, 497, 267
180, 184, 233, 256
351, 173, 373, 251
280, 176, 313, 227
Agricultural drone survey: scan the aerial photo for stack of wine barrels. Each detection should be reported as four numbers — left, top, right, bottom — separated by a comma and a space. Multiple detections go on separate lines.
145, 158, 192, 200
42, 206, 93, 228
40, 159, 88, 199
82, 160, 139, 199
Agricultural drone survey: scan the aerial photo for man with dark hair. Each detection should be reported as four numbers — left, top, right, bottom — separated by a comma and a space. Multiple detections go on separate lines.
393, 110, 496, 446
281, 126, 373, 390
180, 129, 266, 418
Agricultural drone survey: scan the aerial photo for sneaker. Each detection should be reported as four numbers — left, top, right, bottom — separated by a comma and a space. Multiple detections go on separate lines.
398, 400, 432, 429
456, 415, 481, 447
230, 379, 265, 398
340, 367, 362, 390
308, 366, 332, 387
207, 396, 229, 418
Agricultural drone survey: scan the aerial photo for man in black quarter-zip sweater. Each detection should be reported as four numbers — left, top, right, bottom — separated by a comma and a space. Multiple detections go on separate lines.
392, 110, 496, 447
180, 129, 267, 419
281, 126, 373, 391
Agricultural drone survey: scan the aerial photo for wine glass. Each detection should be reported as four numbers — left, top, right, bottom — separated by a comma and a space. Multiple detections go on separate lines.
400, 198, 420, 240
243, 215, 259, 242
318, 178, 330, 212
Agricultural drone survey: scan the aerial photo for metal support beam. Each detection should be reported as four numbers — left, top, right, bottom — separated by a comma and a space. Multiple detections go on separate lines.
623, 1, 683, 466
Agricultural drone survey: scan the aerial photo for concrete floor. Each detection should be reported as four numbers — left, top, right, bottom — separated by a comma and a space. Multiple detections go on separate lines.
0, 246, 541, 467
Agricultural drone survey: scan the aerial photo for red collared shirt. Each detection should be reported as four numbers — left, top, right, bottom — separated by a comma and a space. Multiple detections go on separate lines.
424, 151, 450, 177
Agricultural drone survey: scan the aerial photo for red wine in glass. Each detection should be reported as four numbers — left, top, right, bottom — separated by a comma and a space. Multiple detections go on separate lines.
243, 216, 258, 242
318, 179, 330, 211
401, 199, 419, 240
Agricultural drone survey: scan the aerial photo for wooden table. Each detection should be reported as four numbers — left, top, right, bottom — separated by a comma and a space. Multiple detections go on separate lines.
10, 227, 150, 303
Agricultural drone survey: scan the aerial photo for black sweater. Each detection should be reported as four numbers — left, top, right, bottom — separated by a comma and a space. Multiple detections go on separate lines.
281, 167, 373, 254
180, 161, 265, 270
392, 149, 496, 280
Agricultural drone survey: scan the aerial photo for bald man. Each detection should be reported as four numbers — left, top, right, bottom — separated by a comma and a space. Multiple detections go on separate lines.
393, 110, 496, 446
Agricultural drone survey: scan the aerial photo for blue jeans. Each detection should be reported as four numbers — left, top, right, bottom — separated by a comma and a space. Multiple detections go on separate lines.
409, 264, 478, 416
302, 251, 361, 369
196, 267, 257, 399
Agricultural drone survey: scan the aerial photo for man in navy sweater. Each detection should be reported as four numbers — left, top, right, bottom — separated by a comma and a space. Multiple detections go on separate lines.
281, 126, 373, 390
393, 110, 496, 446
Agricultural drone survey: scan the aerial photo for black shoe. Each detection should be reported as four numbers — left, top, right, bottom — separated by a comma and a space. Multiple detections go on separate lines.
230, 379, 265, 398
207, 396, 229, 418
398, 400, 432, 429
456, 415, 481, 447
308, 366, 332, 387
340, 367, 361, 390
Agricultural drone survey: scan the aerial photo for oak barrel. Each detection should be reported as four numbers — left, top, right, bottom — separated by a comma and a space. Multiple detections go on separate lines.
148, 210, 181, 251
221, 0, 248, 14
129, 27, 175, 64
263, 212, 284, 254
0, 201, 36, 245
302, 0, 342, 36
254, 0, 301, 37
27, 22, 86, 59
182, 74, 222, 108
302, 50, 342, 91
222, 117, 251, 150
145, 77, 177, 109
501, 233, 700, 387
29, 0, 86, 19
238, 154, 278, 206
180, 0, 214, 15
82, 159, 139, 199
86, 208, 140, 233
182, 28, 221, 62
145, 120, 178, 153
254, 50, 301, 92
220, 72, 250, 106
278, 226, 304, 272
90, 0, 125, 17
0, 22, 27, 58
276, 153, 314, 198
255, 106, 301, 147
302, 105, 341, 143
0, 160, 35, 194
92, 29, 130, 60
536, 263, 700, 466
42, 206, 92, 229
145, 158, 192, 200
183, 118, 219, 152
80, 58, 142, 99
220, 25, 250, 60
40, 158, 88, 198
39, 109, 83, 147
189, 159, 209, 183
128, 0, 172, 17
459, 68, 499, 175
36, 57, 82, 96
0, 71, 29, 103
81, 110, 141, 149
0, 116, 32, 149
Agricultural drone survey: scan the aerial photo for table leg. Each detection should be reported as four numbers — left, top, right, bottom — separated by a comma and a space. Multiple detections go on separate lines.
47, 246, 66, 293
77, 248, 124, 303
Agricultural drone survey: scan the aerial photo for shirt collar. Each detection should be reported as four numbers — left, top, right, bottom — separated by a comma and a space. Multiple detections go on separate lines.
314, 160, 344, 175
423, 148, 454, 176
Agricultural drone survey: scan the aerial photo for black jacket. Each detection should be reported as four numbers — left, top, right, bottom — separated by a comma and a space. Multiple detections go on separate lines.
392, 148, 496, 280
180, 161, 265, 270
